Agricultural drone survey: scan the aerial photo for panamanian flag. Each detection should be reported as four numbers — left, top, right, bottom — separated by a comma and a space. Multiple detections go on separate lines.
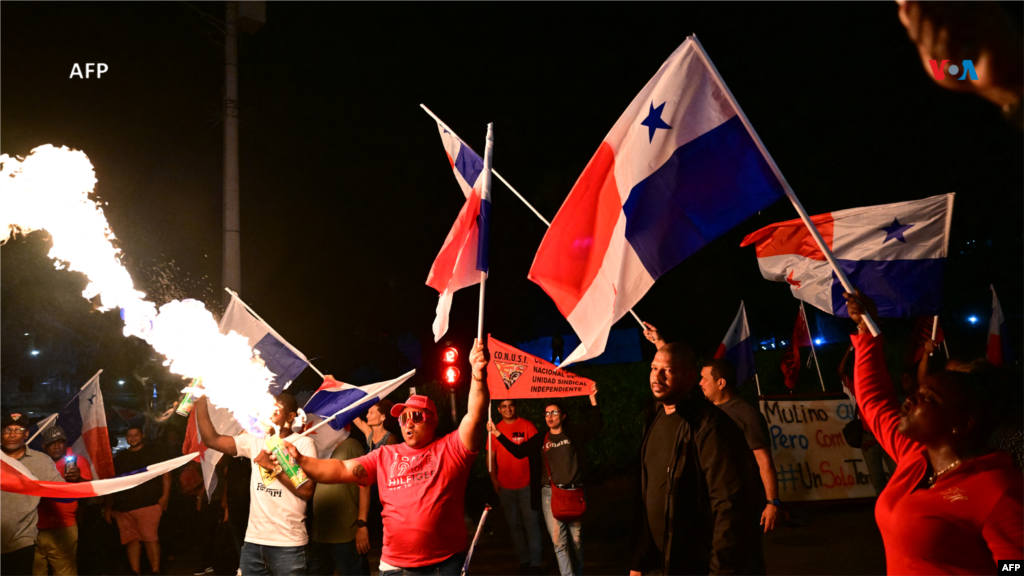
425, 120, 491, 342
302, 370, 414, 458
2, 451, 195, 499
29, 371, 115, 479
988, 285, 1014, 366
713, 302, 756, 386
529, 36, 786, 366
741, 193, 954, 318
219, 292, 309, 394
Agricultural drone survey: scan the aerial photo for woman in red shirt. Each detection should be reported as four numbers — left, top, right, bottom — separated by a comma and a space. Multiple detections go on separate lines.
846, 291, 1023, 574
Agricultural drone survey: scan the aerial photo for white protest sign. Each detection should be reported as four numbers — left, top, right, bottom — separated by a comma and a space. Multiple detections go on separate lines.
761, 398, 876, 501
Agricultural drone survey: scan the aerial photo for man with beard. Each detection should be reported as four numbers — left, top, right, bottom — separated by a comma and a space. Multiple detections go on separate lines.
631, 343, 764, 575
281, 339, 491, 576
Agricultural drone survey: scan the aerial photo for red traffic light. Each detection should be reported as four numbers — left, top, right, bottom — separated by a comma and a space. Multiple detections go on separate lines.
442, 347, 458, 364
443, 366, 460, 386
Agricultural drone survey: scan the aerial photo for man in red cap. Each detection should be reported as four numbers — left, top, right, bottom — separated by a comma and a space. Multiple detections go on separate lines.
279, 339, 490, 576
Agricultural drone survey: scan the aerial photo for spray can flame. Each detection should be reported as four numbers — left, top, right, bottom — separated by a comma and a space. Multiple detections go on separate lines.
264, 434, 308, 488
176, 378, 202, 417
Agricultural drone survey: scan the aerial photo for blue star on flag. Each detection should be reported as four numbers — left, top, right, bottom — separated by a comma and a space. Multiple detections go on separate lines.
640, 101, 672, 143
878, 218, 913, 244
86, 394, 96, 405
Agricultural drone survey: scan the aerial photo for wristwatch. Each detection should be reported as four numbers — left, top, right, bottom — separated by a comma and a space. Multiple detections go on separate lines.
766, 499, 781, 506
355, 520, 368, 528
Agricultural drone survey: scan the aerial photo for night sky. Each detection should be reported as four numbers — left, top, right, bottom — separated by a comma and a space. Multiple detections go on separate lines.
3, 3, 1021, 397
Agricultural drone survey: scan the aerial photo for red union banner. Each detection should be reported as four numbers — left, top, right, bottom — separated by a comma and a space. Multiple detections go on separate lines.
486, 335, 595, 400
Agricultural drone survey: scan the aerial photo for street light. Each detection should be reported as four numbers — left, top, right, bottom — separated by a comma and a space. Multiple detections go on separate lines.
118, 380, 125, 385
30, 350, 39, 356
814, 338, 824, 345
968, 316, 979, 325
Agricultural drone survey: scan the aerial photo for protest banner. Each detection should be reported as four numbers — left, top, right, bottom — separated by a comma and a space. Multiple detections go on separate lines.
486, 335, 594, 400
761, 397, 876, 501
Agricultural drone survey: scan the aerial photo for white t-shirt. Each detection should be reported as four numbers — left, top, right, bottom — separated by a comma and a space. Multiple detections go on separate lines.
234, 432, 317, 547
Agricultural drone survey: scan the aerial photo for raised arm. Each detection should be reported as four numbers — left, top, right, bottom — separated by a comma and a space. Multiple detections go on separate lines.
459, 338, 490, 453
195, 396, 237, 456
352, 417, 372, 438
846, 291, 921, 463
642, 322, 666, 349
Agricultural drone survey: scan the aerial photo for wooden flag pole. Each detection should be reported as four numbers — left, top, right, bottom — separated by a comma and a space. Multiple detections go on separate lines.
420, 105, 647, 330
691, 36, 880, 337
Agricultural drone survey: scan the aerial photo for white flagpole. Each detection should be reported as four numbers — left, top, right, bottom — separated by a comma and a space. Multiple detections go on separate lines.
802, 302, 826, 392
930, 316, 939, 357
743, 302, 762, 397
479, 123, 495, 472
27, 370, 103, 445
420, 105, 647, 330
223, 288, 325, 379
691, 36, 880, 337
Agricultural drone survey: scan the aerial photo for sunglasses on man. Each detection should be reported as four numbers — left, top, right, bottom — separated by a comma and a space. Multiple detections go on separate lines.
399, 411, 430, 427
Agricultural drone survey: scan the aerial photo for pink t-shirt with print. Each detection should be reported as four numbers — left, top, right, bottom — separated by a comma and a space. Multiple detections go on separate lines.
355, 430, 477, 568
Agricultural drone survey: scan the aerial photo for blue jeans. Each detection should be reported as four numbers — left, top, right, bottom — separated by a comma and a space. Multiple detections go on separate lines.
499, 486, 543, 567
307, 541, 369, 576
379, 552, 465, 576
240, 542, 307, 576
541, 486, 583, 576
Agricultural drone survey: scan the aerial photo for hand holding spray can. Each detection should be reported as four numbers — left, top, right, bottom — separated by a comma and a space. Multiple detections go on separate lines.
264, 434, 309, 488
176, 378, 202, 417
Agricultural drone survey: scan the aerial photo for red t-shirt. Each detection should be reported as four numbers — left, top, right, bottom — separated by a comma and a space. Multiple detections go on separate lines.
37, 452, 93, 530
355, 430, 477, 568
494, 418, 536, 490
853, 333, 1024, 575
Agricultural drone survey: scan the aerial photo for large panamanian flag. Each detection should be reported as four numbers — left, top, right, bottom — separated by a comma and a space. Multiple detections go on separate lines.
529, 37, 786, 366
426, 121, 490, 342
219, 292, 309, 394
2, 451, 195, 498
988, 285, 1013, 366
302, 369, 415, 458
713, 302, 756, 386
30, 371, 115, 479
740, 193, 954, 318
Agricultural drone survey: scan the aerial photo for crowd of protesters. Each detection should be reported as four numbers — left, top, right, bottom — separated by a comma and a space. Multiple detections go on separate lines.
3, 306, 1024, 576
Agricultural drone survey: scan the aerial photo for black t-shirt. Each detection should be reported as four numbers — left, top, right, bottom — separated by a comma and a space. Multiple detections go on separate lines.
112, 444, 165, 512
542, 431, 581, 486
716, 397, 770, 502
643, 409, 684, 552
716, 397, 770, 451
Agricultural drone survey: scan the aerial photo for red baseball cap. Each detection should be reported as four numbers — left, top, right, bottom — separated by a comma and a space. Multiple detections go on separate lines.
390, 394, 437, 417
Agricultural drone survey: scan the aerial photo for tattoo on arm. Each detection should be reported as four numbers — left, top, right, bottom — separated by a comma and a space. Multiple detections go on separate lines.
353, 463, 368, 481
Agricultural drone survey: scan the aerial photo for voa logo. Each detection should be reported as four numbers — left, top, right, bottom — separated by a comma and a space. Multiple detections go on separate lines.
929, 59, 978, 81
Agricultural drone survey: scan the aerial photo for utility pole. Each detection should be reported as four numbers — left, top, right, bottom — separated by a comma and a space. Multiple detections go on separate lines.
222, 1, 241, 306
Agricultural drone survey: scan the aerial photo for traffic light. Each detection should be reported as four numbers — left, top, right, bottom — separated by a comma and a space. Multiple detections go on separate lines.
441, 345, 460, 387
443, 366, 460, 386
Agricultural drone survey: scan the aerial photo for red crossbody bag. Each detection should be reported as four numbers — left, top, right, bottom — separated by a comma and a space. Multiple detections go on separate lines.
544, 432, 586, 522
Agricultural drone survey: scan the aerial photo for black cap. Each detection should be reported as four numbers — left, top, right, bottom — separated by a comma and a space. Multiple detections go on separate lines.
1, 413, 29, 430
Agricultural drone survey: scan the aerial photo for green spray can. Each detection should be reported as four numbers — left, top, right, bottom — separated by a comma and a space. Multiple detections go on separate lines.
264, 434, 309, 488
176, 378, 202, 417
